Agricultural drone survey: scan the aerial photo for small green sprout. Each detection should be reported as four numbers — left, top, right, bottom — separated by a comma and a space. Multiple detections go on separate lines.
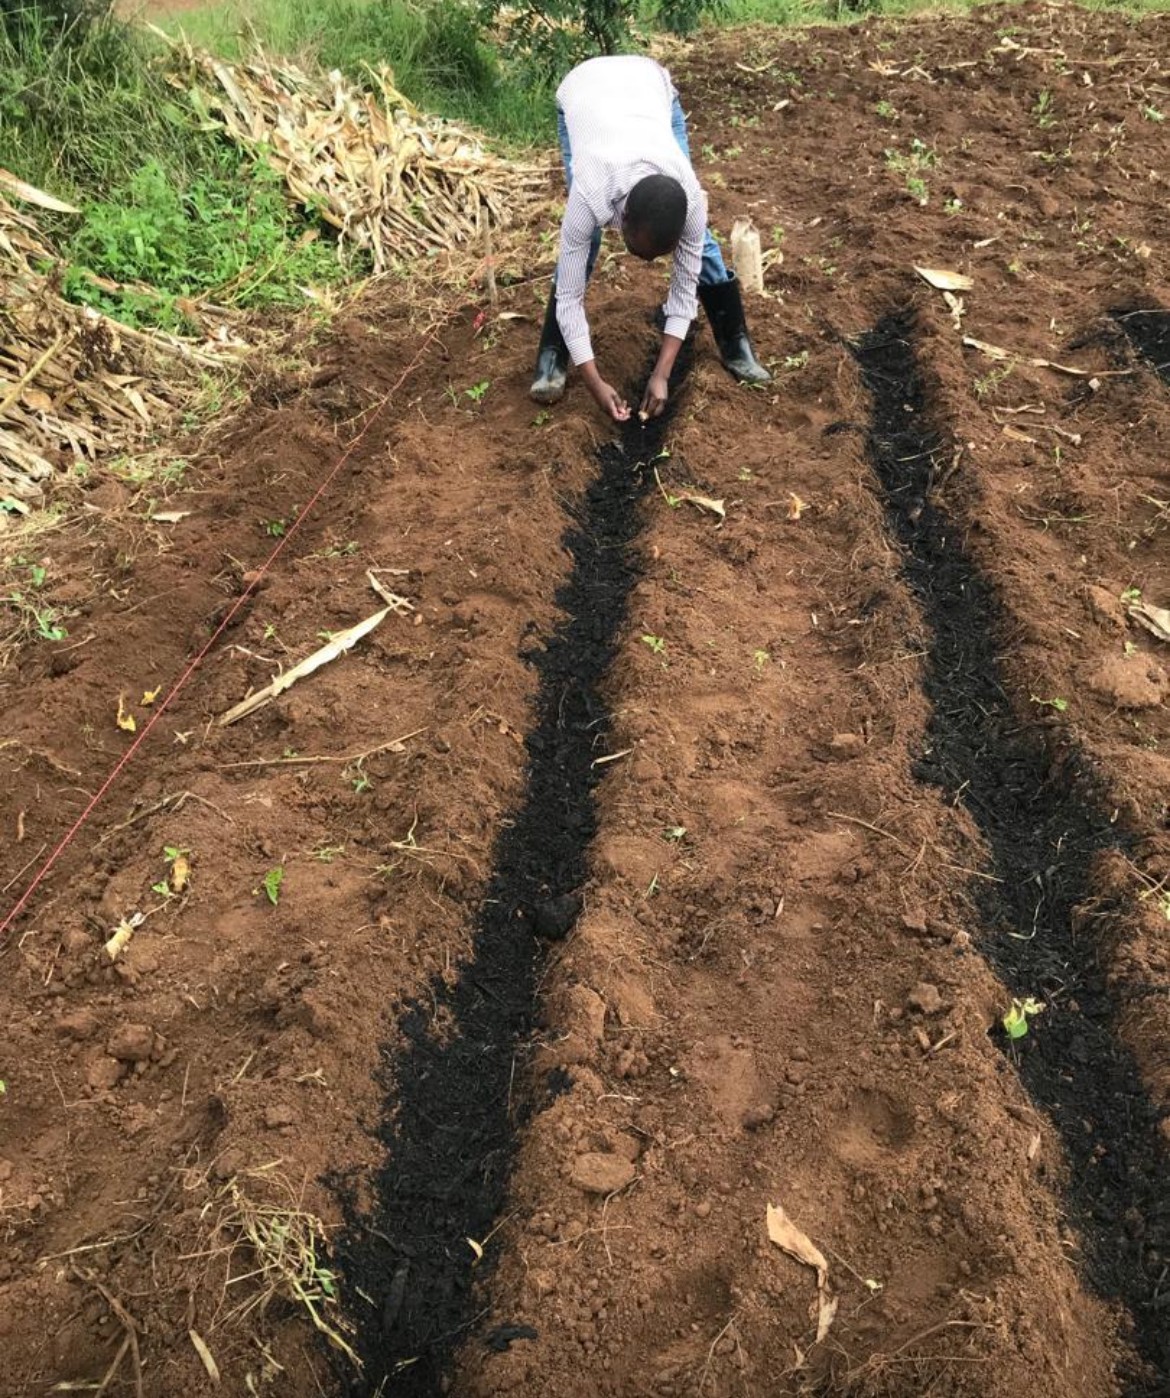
663, 825, 687, 842
1030, 695, 1068, 712
465, 380, 490, 403
262, 866, 284, 906
1121, 586, 1142, 605
754, 649, 770, 670
642, 634, 666, 655
1003, 996, 1044, 1040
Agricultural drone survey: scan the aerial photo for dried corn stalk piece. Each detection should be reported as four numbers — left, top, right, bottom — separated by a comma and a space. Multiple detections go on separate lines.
162, 37, 546, 272
1, 182, 245, 504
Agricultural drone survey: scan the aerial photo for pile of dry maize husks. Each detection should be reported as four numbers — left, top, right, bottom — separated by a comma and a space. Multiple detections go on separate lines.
165, 40, 546, 272
0, 171, 245, 510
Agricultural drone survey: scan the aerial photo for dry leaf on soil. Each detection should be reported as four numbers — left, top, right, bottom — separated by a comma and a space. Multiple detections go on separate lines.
914, 265, 974, 291
188, 1329, 221, 1385
218, 606, 392, 725
676, 489, 726, 522
115, 694, 137, 733
766, 1202, 837, 1343
962, 335, 1128, 378
1129, 600, 1170, 643
787, 493, 808, 521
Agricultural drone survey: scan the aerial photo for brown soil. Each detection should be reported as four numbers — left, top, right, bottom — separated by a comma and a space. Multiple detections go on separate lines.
3, 5, 1170, 1398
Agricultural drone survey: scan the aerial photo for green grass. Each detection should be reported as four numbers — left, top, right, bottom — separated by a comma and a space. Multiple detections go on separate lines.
0, 6, 349, 327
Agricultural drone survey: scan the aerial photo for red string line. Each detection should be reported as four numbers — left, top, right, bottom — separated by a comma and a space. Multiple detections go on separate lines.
1, 321, 447, 941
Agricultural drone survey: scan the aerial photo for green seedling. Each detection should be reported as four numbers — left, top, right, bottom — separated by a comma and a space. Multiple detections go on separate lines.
262, 866, 284, 906
532, 410, 551, 427
875, 100, 898, 121
264, 518, 287, 538
944, 197, 963, 216
663, 826, 687, 842
642, 634, 666, 655
738, 467, 753, 481
1121, 586, 1142, 604
1002, 996, 1044, 1039
465, 380, 490, 403
754, 649, 770, 670
782, 350, 810, 371
1033, 90, 1055, 127
1030, 695, 1068, 712
1143, 104, 1165, 123
906, 176, 929, 206
6, 590, 67, 641
314, 845, 345, 862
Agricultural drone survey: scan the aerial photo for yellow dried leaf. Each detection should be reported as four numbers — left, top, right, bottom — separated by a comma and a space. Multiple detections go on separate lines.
467, 1237, 484, 1264
677, 489, 727, 522
787, 493, 808, 521
116, 694, 137, 733
142, 686, 162, 706
188, 1329, 221, 1386
171, 854, 191, 894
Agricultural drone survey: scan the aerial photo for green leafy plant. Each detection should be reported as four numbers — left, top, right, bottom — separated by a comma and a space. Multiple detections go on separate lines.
1033, 89, 1055, 127
1142, 104, 1165, 123
642, 634, 666, 655
753, 648, 770, 670
782, 349, 809, 371
465, 380, 490, 403
262, 866, 284, 906
1121, 586, 1142, 604
1030, 695, 1068, 712
264, 519, 287, 539
663, 825, 687, 842
1002, 996, 1044, 1039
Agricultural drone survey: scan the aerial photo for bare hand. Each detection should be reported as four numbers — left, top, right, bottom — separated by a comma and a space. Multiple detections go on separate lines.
592, 379, 631, 422
639, 372, 669, 421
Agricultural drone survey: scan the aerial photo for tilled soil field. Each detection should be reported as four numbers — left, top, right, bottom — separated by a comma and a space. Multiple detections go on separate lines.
3, 5, 1170, 1396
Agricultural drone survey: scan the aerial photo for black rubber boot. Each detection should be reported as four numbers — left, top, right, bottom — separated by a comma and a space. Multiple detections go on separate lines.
530, 288, 569, 404
697, 274, 772, 385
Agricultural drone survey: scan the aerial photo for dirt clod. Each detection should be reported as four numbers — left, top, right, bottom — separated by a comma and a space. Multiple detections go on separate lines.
1085, 654, 1168, 710
105, 1023, 155, 1062
570, 1153, 637, 1196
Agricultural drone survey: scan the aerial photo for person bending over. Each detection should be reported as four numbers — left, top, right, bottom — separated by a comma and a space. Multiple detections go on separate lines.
531, 54, 771, 423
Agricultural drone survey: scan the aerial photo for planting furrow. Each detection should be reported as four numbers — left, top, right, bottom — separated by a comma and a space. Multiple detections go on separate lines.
853, 307, 1170, 1391
334, 355, 692, 1395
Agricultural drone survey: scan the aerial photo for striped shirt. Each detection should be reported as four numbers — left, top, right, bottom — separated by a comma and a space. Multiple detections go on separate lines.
555, 56, 707, 366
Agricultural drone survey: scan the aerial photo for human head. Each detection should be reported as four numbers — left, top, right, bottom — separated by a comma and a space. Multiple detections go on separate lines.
622, 174, 687, 261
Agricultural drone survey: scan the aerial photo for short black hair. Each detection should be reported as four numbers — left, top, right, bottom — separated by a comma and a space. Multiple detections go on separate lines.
625, 174, 687, 255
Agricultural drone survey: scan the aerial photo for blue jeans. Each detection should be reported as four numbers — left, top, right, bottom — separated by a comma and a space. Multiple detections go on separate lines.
555, 98, 729, 286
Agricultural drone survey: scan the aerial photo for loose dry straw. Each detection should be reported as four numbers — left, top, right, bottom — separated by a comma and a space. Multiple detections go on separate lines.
162, 35, 547, 272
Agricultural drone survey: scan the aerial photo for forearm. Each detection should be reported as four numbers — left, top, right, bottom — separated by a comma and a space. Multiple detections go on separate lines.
578, 358, 604, 394
653, 334, 684, 381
